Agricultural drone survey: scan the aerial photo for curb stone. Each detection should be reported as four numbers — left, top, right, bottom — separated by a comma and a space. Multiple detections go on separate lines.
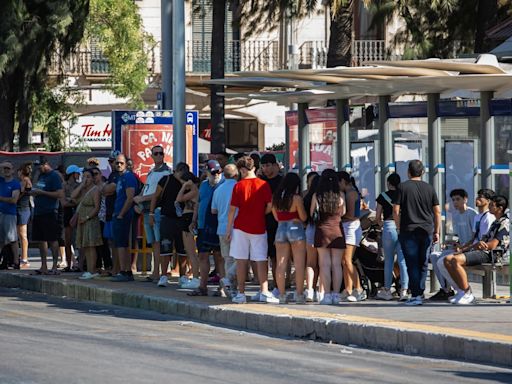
1, 273, 510, 367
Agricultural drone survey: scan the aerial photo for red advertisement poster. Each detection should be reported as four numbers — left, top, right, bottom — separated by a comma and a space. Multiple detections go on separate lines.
122, 124, 173, 183
122, 124, 194, 183
285, 110, 337, 172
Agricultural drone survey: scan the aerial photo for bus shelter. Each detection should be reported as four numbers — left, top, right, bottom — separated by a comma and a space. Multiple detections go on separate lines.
205, 55, 512, 234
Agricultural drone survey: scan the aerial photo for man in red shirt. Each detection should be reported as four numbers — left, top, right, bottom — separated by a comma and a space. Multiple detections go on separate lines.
226, 156, 279, 304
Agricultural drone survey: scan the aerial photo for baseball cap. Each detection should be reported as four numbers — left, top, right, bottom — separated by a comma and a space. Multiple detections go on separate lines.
33, 156, 49, 166
109, 150, 121, 160
66, 165, 82, 175
207, 160, 221, 173
260, 153, 277, 164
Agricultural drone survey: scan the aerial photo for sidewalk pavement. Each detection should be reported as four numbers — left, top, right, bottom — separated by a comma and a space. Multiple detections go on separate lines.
1, 267, 511, 367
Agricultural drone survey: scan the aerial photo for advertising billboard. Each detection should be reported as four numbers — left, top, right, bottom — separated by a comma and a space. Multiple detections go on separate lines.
112, 110, 198, 183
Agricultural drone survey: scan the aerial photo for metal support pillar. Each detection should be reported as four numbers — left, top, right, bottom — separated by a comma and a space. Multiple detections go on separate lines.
427, 93, 441, 292
480, 91, 494, 190
161, 0, 172, 109
172, 0, 186, 166
298, 103, 309, 190
336, 99, 351, 172
378, 95, 391, 193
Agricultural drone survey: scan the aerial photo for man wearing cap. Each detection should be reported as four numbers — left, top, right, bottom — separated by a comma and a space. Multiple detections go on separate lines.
31, 157, 65, 274
133, 145, 171, 284
211, 163, 239, 297
260, 153, 282, 289
62, 165, 82, 270
188, 160, 224, 296
102, 150, 121, 274
0, 161, 21, 268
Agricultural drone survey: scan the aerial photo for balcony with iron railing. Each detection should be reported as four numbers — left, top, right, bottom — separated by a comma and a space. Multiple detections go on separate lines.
48, 39, 388, 78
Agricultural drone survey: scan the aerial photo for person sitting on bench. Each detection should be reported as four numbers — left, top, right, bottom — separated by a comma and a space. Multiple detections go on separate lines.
443, 195, 509, 305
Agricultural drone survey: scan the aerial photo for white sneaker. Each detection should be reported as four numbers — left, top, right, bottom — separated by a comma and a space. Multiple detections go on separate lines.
320, 293, 333, 305
454, 291, 475, 305
260, 291, 279, 304
157, 275, 168, 287
181, 277, 200, 289
78, 272, 98, 280
355, 289, 367, 302
178, 275, 189, 287
340, 290, 351, 302
305, 288, 314, 302
232, 293, 247, 304
449, 290, 465, 304
331, 292, 341, 304
399, 289, 409, 301
251, 291, 262, 302
316, 291, 324, 303
376, 288, 393, 301
404, 295, 423, 306
346, 294, 358, 302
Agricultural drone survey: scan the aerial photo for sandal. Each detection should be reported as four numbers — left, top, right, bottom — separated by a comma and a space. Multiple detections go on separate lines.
187, 288, 208, 297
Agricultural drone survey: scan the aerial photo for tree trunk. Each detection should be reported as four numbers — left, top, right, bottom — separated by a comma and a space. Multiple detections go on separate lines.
210, 0, 226, 153
326, 0, 354, 68
0, 76, 17, 151
18, 76, 32, 151
474, 0, 497, 53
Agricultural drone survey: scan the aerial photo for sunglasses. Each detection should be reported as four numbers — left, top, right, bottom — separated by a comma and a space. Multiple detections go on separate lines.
115, 161, 125, 165
152, 152, 164, 156
210, 170, 221, 175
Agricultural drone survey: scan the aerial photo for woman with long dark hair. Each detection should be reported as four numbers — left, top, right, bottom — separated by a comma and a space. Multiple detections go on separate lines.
338, 171, 365, 302
311, 169, 346, 305
17, 162, 33, 268
303, 172, 320, 302
272, 172, 307, 303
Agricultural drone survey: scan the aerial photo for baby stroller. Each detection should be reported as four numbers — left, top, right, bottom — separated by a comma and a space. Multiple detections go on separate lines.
353, 211, 400, 297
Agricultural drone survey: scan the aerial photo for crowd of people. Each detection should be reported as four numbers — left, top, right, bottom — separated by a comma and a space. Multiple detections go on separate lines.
0, 150, 509, 306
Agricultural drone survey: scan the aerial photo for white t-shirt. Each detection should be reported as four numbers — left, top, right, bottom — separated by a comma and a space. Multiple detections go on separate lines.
472, 210, 496, 242
451, 207, 477, 244
142, 164, 171, 197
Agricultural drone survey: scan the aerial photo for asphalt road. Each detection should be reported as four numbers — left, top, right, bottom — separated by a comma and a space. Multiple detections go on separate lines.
0, 287, 510, 384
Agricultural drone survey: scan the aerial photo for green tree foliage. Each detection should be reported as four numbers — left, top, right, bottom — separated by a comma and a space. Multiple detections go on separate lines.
0, 0, 89, 151
369, 0, 510, 59
32, 87, 84, 152
87, 0, 153, 107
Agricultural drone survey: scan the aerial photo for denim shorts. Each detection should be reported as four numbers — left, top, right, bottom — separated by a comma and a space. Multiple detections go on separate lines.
305, 223, 315, 246
17, 207, 31, 226
275, 221, 306, 243
143, 208, 161, 245
112, 214, 133, 248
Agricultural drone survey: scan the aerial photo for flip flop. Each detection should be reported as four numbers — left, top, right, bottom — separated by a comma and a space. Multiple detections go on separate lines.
187, 288, 208, 297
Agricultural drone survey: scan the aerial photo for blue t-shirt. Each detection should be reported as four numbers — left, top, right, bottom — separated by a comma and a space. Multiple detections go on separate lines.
114, 171, 138, 216
211, 179, 237, 236
33, 170, 62, 216
198, 180, 220, 230
0, 177, 21, 215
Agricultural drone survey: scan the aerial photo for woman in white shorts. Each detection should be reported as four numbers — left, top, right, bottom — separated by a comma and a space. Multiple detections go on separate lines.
338, 171, 364, 302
